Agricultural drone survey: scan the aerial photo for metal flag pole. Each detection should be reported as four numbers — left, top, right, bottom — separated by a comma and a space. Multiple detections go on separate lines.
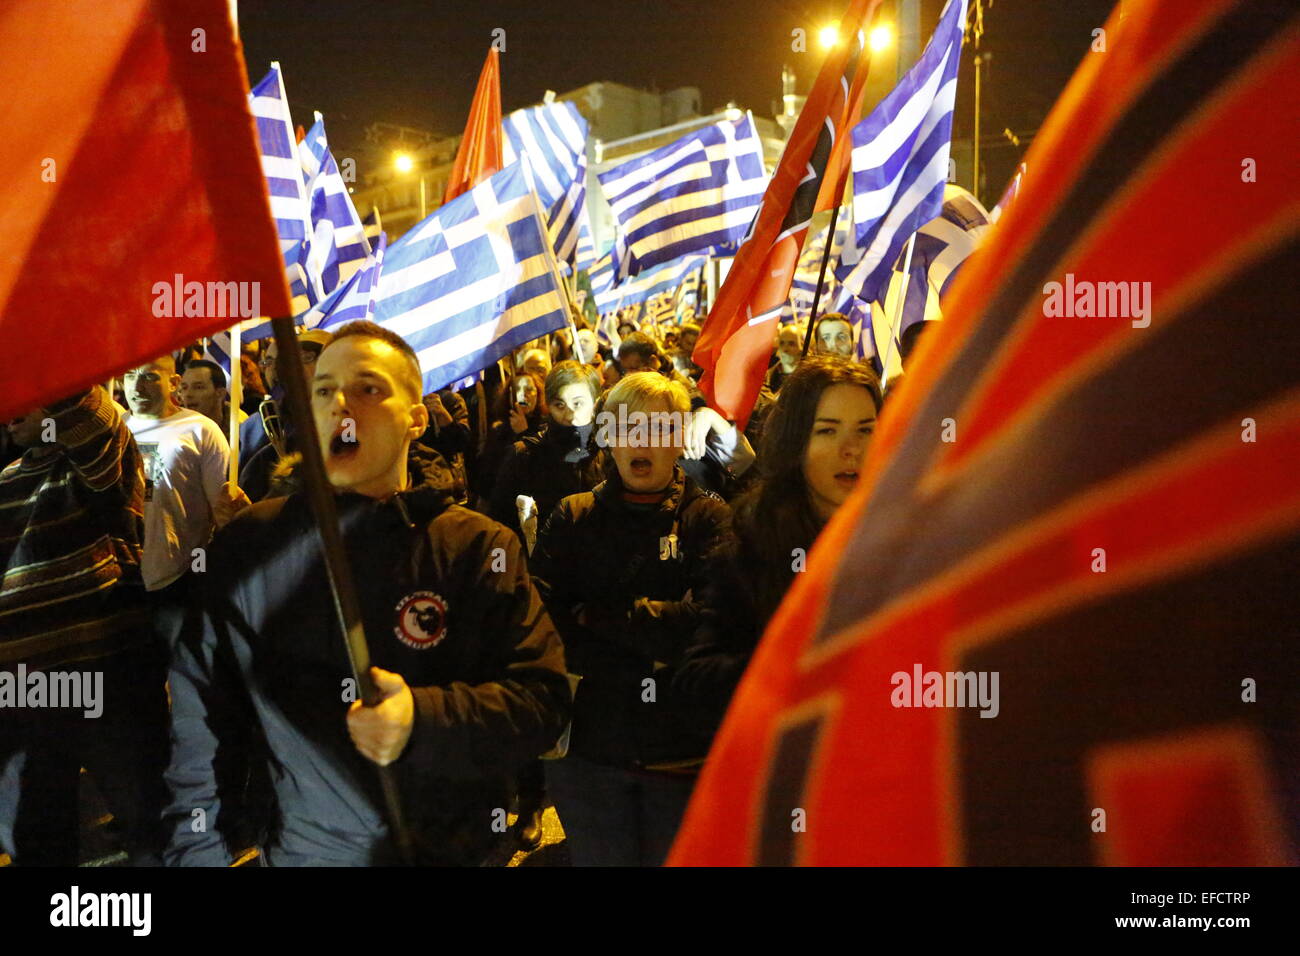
877, 232, 917, 384
268, 316, 415, 864
801, 205, 846, 358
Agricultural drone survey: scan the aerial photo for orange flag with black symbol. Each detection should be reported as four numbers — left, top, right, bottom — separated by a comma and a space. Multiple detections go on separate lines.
672, 0, 1299, 866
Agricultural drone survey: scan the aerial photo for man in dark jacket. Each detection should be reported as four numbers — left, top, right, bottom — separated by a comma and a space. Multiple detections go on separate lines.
163, 322, 570, 866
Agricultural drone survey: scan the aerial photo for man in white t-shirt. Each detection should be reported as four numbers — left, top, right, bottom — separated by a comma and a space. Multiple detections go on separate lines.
123, 356, 246, 592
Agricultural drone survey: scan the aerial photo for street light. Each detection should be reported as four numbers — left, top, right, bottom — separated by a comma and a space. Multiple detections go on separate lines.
868, 24, 894, 52
819, 24, 839, 49
392, 151, 426, 219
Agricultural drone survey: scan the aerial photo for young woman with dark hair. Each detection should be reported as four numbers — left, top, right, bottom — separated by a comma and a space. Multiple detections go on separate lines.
673, 356, 883, 732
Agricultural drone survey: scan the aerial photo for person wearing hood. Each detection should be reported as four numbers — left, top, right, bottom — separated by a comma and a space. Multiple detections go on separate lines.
529, 372, 734, 866
163, 321, 570, 866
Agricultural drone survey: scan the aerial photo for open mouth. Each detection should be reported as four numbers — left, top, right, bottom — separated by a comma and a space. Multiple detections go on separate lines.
834, 470, 859, 488
329, 432, 360, 459
629, 457, 653, 476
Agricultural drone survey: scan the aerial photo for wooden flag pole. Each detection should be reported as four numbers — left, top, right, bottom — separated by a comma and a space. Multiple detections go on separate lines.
227, 322, 242, 483
269, 315, 414, 864
801, 204, 846, 358
878, 232, 917, 384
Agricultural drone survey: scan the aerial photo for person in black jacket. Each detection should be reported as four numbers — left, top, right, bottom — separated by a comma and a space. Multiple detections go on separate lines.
530, 372, 733, 866
489, 361, 603, 543
163, 321, 570, 866
673, 357, 882, 736
475, 370, 547, 509
485, 360, 603, 850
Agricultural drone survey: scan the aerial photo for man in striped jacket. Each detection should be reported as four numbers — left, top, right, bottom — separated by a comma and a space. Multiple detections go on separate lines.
0, 385, 168, 866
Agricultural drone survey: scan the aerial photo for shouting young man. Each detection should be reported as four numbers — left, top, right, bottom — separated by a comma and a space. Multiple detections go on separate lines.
163, 322, 570, 866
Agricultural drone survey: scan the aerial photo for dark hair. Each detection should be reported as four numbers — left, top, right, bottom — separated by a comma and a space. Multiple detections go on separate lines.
496, 370, 548, 422
616, 331, 660, 364
733, 356, 883, 625
899, 319, 936, 367
183, 358, 227, 391
544, 360, 601, 407
326, 320, 423, 400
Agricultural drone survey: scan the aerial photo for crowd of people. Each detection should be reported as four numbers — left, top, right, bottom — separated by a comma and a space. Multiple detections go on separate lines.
0, 307, 918, 867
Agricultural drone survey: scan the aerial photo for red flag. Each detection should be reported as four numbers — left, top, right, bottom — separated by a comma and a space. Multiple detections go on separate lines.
0, 0, 291, 422
443, 47, 504, 205
692, 0, 883, 428
671, 0, 1300, 865
815, 12, 881, 215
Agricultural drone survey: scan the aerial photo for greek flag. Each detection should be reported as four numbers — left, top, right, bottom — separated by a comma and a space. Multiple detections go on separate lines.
249, 64, 319, 314
587, 246, 618, 298
502, 100, 589, 265
594, 253, 707, 316
299, 111, 328, 182
373, 160, 570, 395
575, 214, 598, 277
835, 0, 967, 303
300, 115, 371, 296
248, 63, 311, 258
307, 232, 388, 331
878, 184, 990, 337
598, 115, 767, 279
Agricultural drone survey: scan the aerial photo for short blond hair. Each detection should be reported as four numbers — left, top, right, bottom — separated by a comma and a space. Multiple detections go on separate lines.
604, 371, 690, 417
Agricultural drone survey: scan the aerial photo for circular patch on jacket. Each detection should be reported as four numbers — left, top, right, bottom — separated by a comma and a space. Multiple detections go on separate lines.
393, 591, 448, 650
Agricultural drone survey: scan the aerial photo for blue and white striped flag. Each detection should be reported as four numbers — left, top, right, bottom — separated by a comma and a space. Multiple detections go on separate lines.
373, 161, 570, 395
783, 221, 852, 323
878, 183, 990, 336
300, 115, 371, 296
835, 0, 967, 303
249, 64, 320, 314
575, 213, 598, 277
202, 333, 233, 376
598, 115, 767, 280
299, 111, 328, 182
307, 231, 388, 331
249, 63, 311, 260
502, 100, 589, 266
594, 252, 707, 316
587, 245, 618, 298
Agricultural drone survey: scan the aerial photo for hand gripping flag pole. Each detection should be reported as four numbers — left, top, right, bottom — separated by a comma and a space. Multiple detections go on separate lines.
269, 315, 415, 865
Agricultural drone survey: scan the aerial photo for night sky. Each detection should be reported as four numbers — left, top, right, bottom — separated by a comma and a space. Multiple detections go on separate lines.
241, 0, 1118, 177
